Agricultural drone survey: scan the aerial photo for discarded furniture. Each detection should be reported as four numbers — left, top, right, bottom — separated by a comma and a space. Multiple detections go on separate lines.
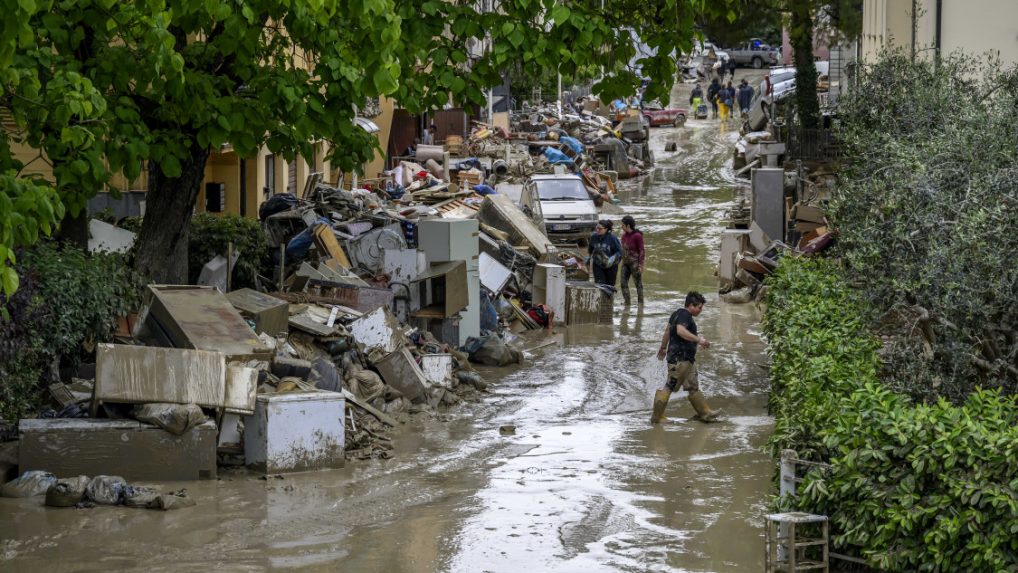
19, 418, 217, 481
420, 354, 454, 389
349, 307, 405, 355
765, 512, 829, 572
751, 167, 786, 243
372, 347, 431, 403
226, 288, 289, 336
135, 285, 273, 361
411, 261, 468, 319
418, 218, 482, 345
479, 252, 513, 293
532, 263, 566, 324
565, 282, 612, 325
719, 229, 752, 289
477, 194, 557, 260
303, 278, 395, 314
92, 344, 227, 416
244, 392, 345, 474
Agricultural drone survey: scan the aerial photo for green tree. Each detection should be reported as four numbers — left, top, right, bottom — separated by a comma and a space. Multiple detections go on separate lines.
2, 0, 733, 288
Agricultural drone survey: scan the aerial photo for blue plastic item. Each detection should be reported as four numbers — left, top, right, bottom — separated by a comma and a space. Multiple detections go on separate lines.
559, 136, 584, 155
542, 147, 573, 165
472, 184, 496, 195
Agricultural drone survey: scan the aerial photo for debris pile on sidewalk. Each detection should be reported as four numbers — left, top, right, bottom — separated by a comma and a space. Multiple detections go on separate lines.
719, 156, 836, 304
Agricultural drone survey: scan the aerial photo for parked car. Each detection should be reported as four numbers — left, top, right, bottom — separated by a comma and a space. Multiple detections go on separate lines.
519, 174, 598, 241
753, 62, 830, 105
723, 39, 781, 69
641, 101, 688, 127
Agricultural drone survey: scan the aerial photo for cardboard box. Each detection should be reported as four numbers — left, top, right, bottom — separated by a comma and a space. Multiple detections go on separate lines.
791, 203, 826, 224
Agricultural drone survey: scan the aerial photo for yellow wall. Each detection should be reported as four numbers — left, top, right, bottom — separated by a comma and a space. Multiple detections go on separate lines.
863, 0, 1018, 67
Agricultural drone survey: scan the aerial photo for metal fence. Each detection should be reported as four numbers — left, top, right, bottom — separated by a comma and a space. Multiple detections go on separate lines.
783, 127, 840, 162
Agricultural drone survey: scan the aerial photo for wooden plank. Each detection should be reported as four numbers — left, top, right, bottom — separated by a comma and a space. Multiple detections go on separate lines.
312, 225, 352, 268
341, 390, 398, 427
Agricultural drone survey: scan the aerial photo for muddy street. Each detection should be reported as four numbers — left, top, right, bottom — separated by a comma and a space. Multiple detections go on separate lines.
0, 101, 773, 573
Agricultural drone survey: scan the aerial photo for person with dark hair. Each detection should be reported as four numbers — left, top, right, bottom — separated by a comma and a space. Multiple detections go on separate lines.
587, 219, 622, 289
651, 291, 721, 424
619, 215, 645, 306
707, 78, 720, 119
727, 57, 737, 81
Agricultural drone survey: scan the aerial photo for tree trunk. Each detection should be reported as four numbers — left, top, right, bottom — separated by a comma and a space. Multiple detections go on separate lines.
133, 144, 210, 284
790, 0, 820, 129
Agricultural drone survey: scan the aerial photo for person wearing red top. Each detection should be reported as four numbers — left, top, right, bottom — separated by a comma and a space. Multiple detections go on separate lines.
619, 215, 645, 306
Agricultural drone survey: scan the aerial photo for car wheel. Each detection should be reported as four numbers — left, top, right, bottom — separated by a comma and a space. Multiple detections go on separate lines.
752, 56, 763, 69
673, 114, 686, 127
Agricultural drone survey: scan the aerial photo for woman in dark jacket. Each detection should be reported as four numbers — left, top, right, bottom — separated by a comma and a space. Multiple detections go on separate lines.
588, 219, 622, 289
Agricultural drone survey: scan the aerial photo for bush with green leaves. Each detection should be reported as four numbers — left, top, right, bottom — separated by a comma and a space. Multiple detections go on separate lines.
831, 49, 1018, 403
766, 257, 1018, 571
187, 213, 270, 290
0, 242, 143, 421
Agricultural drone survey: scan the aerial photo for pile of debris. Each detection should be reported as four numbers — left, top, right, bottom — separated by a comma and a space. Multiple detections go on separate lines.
719, 202, 835, 304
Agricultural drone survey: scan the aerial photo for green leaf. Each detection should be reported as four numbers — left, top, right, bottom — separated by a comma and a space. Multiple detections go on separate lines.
1, 266, 19, 297
161, 155, 182, 178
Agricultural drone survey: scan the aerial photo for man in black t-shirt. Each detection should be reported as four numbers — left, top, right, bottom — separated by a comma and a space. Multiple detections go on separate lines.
650, 291, 721, 424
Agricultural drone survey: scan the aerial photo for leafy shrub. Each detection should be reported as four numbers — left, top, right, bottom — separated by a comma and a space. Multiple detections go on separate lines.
188, 213, 270, 290
0, 242, 143, 421
766, 257, 1018, 572
831, 49, 1018, 403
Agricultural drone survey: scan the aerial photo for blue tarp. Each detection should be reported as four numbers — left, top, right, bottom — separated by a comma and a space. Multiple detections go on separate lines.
559, 136, 584, 155
472, 184, 496, 195
542, 147, 574, 165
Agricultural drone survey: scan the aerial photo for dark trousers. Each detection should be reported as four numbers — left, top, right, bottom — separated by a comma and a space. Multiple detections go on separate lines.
620, 262, 643, 302
593, 264, 618, 288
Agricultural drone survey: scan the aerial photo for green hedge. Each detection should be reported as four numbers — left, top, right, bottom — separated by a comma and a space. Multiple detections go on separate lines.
0, 242, 143, 421
765, 258, 1018, 572
187, 213, 270, 289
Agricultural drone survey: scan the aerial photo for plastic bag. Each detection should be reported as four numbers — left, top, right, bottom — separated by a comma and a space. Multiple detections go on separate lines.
132, 403, 206, 435
2, 470, 57, 498
45, 475, 90, 507
154, 489, 196, 510
85, 475, 128, 505
467, 335, 523, 367
345, 365, 384, 402
123, 486, 161, 509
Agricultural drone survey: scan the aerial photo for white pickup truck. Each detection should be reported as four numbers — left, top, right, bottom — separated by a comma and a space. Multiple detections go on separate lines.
725, 40, 781, 69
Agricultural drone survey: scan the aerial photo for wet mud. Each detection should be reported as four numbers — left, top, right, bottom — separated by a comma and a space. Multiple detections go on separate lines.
0, 88, 773, 573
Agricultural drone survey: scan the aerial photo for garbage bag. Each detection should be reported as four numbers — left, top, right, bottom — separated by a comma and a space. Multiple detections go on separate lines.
2, 470, 57, 498
480, 291, 499, 332
467, 335, 523, 367
311, 356, 344, 393
154, 489, 196, 510
123, 486, 161, 509
132, 403, 207, 435
258, 193, 297, 220
45, 475, 90, 507
85, 475, 128, 505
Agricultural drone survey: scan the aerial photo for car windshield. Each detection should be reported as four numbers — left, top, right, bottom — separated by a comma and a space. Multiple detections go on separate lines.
642, 101, 664, 111
535, 179, 590, 201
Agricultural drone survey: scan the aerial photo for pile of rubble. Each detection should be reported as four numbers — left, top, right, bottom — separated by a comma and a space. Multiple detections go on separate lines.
4, 118, 642, 496
718, 168, 836, 304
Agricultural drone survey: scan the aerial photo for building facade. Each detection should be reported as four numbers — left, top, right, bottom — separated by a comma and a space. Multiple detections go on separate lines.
862, 0, 1018, 66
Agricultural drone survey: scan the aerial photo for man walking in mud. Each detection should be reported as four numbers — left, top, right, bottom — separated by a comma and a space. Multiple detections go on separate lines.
651, 291, 721, 423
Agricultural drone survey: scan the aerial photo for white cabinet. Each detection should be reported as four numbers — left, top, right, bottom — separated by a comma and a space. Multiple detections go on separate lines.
244, 392, 345, 474
533, 263, 566, 324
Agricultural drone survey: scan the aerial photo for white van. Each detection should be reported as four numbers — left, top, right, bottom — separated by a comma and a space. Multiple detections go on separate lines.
520, 174, 598, 241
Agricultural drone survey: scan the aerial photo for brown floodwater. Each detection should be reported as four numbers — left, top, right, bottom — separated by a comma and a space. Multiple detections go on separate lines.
0, 93, 775, 573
